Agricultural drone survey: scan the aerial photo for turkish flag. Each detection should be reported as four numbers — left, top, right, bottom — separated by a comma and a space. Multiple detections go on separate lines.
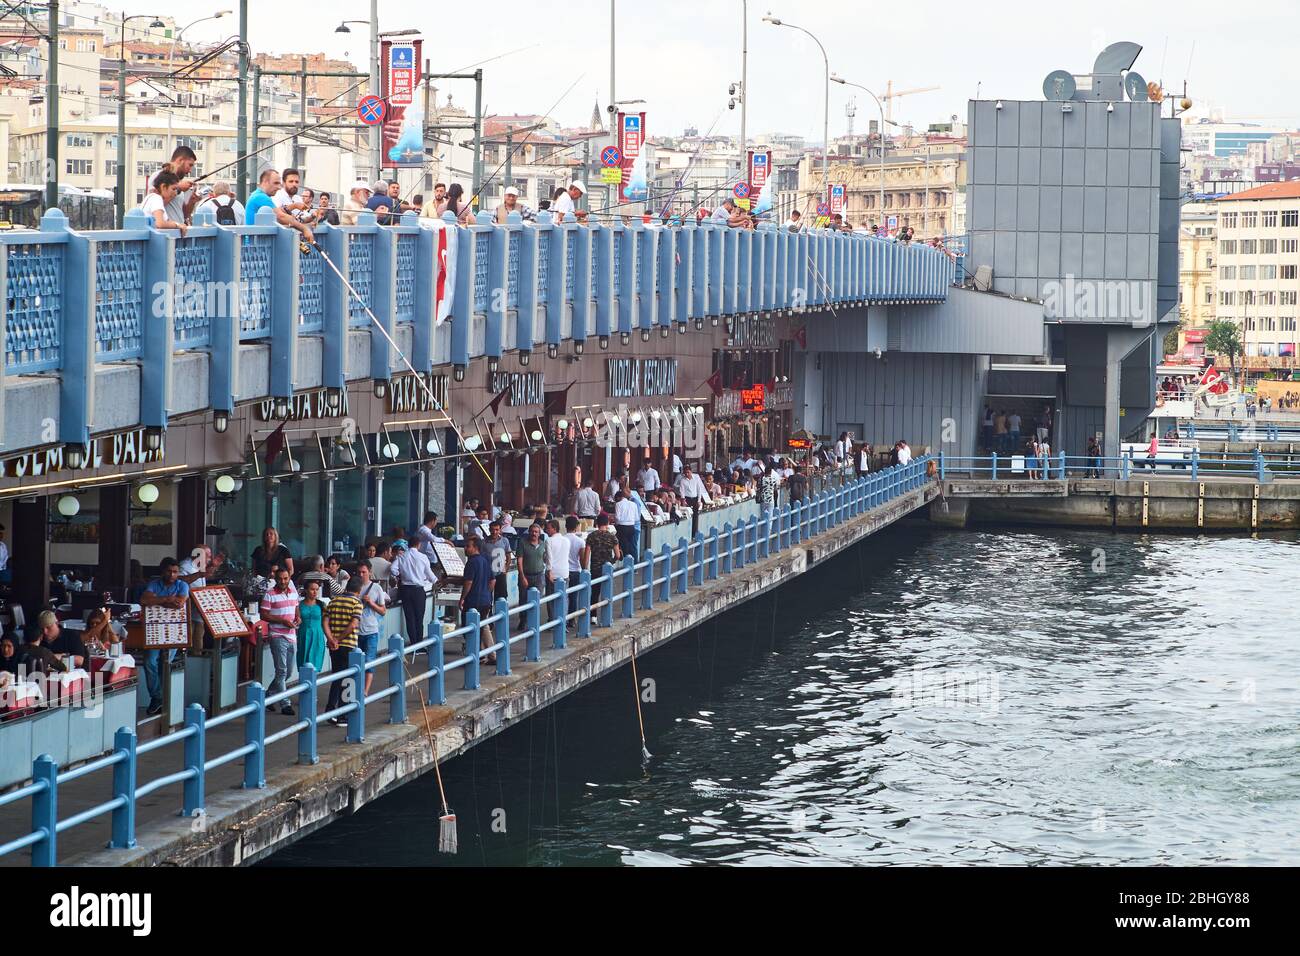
704, 370, 723, 397
263, 421, 287, 469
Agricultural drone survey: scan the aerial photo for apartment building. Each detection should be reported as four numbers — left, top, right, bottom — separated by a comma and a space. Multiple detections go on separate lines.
1213, 182, 1300, 358
1178, 201, 1217, 328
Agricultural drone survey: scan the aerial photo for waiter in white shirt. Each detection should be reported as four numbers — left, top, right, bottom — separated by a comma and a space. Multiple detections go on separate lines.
637, 463, 661, 492
392, 539, 439, 642
543, 519, 571, 628
613, 488, 641, 561
675, 465, 709, 535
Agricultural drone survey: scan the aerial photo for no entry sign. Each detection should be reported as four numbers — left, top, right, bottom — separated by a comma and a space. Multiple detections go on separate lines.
733, 182, 750, 199
601, 145, 622, 167
358, 95, 386, 126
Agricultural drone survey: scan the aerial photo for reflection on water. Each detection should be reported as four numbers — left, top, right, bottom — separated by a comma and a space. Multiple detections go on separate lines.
265, 527, 1300, 867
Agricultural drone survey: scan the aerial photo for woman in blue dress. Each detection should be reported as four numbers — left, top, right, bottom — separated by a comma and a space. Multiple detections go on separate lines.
296, 579, 327, 673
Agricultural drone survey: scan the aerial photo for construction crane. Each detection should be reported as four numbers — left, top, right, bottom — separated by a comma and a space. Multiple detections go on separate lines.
882, 80, 941, 125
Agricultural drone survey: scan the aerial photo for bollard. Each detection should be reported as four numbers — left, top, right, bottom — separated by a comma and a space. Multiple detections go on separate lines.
387, 635, 407, 724
621, 557, 636, 619
31, 755, 57, 867
346, 649, 366, 743
182, 703, 205, 817
495, 597, 513, 672
577, 572, 593, 638
554, 580, 569, 649
600, 563, 615, 628
465, 609, 481, 688
109, 728, 137, 848
298, 665, 318, 765
244, 683, 267, 789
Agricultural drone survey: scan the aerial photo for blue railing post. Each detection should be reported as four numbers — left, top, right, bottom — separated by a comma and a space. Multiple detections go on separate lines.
722, 522, 734, 571
430, 622, 447, 705
387, 635, 407, 724
577, 573, 592, 638
465, 609, 481, 688
990, 452, 998, 480
600, 563, 615, 628
298, 665, 318, 765
676, 538, 689, 595
693, 532, 705, 585
554, 581, 568, 648
1191, 448, 1199, 480
939, 452, 946, 480
31, 755, 57, 867
494, 597, 512, 674
526, 587, 542, 660
1229, 423, 1239, 442
1058, 450, 1066, 480
182, 703, 205, 817
659, 543, 673, 602
1121, 453, 1131, 480
734, 522, 746, 568
620, 557, 636, 618
1256, 447, 1265, 482
346, 649, 366, 742
109, 727, 137, 849
244, 683, 266, 788
643, 553, 655, 610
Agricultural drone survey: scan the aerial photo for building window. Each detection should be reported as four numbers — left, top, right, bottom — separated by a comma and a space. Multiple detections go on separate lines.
65, 133, 93, 148
105, 159, 118, 176
1260, 291, 1276, 305
1220, 291, 1236, 305
1262, 210, 1278, 227
1283, 210, 1299, 228
1239, 239, 1257, 255
1283, 265, 1298, 280
1220, 212, 1238, 228
1282, 291, 1298, 306
1283, 239, 1298, 254
1261, 265, 1278, 280
136, 160, 162, 177
1260, 317, 1275, 331
1282, 317, 1297, 332
1204, 287, 1214, 305
65, 159, 92, 175
136, 135, 164, 151
1241, 211, 1258, 228
1260, 239, 1277, 254
1219, 239, 1237, 255
1220, 265, 1236, 280
1244, 316, 1256, 330
175, 136, 204, 152
1240, 265, 1256, 280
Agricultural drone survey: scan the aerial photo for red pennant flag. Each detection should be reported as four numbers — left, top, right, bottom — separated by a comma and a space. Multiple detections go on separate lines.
704, 370, 723, 397
794, 326, 808, 349
263, 421, 287, 469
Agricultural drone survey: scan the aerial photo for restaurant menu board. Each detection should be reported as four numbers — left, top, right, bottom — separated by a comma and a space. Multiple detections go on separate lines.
431, 539, 465, 578
141, 604, 189, 649
190, 585, 250, 639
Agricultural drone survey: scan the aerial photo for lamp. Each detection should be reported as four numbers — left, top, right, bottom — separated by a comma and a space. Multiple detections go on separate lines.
56, 495, 81, 518
547, 343, 559, 359
694, 317, 704, 330
373, 380, 388, 399
640, 328, 651, 342
213, 410, 229, 433
426, 438, 442, 455
574, 340, 585, 355
620, 331, 631, 345
530, 429, 544, 442
273, 397, 290, 418
63, 443, 86, 469
710, 315, 719, 327
144, 426, 164, 452
325, 388, 342, 413
382, 442, 400, 459
463, 435, 482, 451
214, 474, 236, 495
488, 355, 500, 373
519, 349, 532, 366
599, 335, 610, 349
453, 365, 466, 382
557, 418, 569, 431
660, 326, 670, 339
677, 322, 687, 334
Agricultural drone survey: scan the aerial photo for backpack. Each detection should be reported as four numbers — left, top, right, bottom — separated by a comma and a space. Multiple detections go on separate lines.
212, 196, 237, 226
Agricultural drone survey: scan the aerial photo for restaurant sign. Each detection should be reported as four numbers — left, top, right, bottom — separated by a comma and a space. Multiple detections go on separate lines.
729, 316, 777, 349
258, 388, 352, 421
487, 371, 546, 407
388, 373, 451, 414
3, 428, 165, 479
607, 358, 677, 398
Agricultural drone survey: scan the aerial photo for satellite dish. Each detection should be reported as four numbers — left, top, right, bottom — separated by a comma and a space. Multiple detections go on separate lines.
1093, 41, 1142, 76
1124, 72, 1149, 102
1043, 69, 1076, 102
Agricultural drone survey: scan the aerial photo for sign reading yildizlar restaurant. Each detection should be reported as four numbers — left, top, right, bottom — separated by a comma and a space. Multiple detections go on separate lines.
607, 358, 677, 398
388, 372, 451, 414
730, 316, 777, 349
257, 388, 352, 422
487, 371, 546, 407
3, 428, 165, 479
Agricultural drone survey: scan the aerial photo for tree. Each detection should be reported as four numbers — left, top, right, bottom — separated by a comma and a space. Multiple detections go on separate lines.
1162, 316, 1185, 357
1204, 319, 1243, 380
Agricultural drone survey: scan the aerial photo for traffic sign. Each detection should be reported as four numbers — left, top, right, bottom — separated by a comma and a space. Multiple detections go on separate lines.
358, 96, 386, 126
599, 167, 623, 184
733, 181, 750, 199
601, 145, 622, 167
816, 202, 830, 216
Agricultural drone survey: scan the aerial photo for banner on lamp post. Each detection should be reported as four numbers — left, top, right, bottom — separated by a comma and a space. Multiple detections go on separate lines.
380, 38, 424, 169
617, 111, 647, 203
827, 182, 847, 217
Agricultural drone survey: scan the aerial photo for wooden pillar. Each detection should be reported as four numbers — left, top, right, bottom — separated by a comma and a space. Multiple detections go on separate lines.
97, 486, 130, 594
175, 475, 207, 559
12, 497, 50, 617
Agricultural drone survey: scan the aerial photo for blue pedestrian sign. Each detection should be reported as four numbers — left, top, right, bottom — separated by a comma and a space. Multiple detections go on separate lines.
358, 95, 386, 126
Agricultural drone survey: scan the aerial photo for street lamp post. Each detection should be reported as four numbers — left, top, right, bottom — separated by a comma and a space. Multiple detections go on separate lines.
116, 12, 166, 227
166, 11, 231, 173
762, 15, 828, 206
831, 74, 893, 232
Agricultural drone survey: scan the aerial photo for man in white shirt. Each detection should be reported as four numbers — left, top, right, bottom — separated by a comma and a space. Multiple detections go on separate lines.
415, 510, 440, 558
603, 472, 622, 501
671, 453, 683, 480
564, 516, 585, 589
613, 489, 641, 561
675, 465, 710, 535
272, 167, 309, 217
637, 463, 661, 493
574, 477, 601, 531
392, 540, 439, 645
543, 519, 571, 628
551, 181, 588, 222
897, 441, 912, 466
197, 181, 245, 225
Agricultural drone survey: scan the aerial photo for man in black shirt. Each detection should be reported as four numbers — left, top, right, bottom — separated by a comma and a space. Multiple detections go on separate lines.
40, 610, 87, 667
17, 622, 65, 675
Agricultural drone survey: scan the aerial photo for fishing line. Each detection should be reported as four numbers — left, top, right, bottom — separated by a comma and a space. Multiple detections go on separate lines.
629, 636, 652, 762
305, 242, 494, 482
401, 654, 458, 854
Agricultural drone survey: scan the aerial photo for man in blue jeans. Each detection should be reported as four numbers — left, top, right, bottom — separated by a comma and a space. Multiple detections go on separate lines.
354, 559, 388, 697
139, 557, 190, 717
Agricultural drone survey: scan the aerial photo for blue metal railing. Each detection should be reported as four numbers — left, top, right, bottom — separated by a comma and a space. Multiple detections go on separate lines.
0, 457, 932, 866
938, 450, 1295, 482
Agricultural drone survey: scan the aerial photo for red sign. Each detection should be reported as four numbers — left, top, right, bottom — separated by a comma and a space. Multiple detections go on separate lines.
380, 39, 423, 170
733, 181, 750, 199
740, 384, 766, 413
617, 111, 646, 203
787, 437, 812, 450
827, 183, 847, 216
747, 149, 771, 195
1183, 328, 1207, 344
357, 95, 386, 126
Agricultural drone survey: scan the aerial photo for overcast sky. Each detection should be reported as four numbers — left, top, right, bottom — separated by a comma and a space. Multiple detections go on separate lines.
147, 0, 1300, 141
